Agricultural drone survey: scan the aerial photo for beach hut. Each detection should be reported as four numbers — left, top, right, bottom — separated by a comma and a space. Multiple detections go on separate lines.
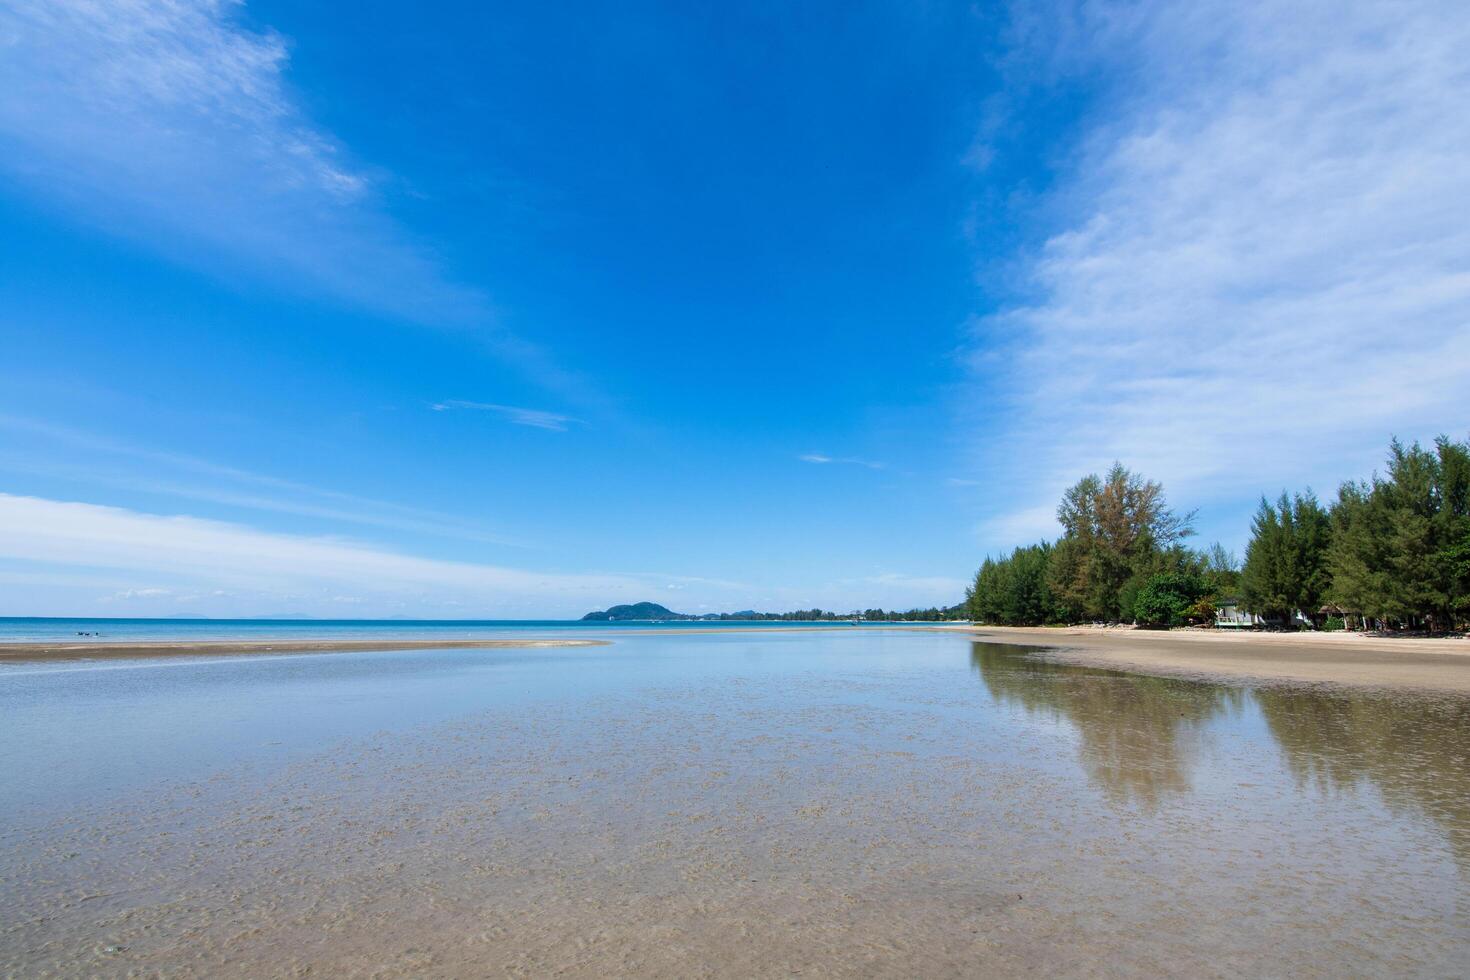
1214, 598, 1261, 629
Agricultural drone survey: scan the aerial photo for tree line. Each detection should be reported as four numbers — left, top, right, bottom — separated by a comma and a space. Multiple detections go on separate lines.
698, 607, 967, 622
965, 435, 1470, 632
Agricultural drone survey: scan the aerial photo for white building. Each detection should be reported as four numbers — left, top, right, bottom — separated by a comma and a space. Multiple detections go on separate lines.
1215, 598, 1313, 629
1214, 598, 1262, 628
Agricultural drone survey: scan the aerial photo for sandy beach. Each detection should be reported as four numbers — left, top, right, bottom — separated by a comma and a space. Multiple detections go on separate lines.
0, 637, 607, 662
959, 625, 1470, 694
7, 626, 1470, 693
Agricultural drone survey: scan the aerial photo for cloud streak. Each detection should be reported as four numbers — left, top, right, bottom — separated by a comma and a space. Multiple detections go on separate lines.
798, 453, 885, 470
0, 414, 520, 545
0, 0, 479, 320
0, 493, 655, 617
431, 401, 582, 432
0, 491, 976, 617
969, 0, 1470, 544
0, 0, 611, 410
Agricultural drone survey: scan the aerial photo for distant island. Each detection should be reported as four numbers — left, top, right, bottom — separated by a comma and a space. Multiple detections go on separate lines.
581, 602, 966, 622
581, 602, 690, 621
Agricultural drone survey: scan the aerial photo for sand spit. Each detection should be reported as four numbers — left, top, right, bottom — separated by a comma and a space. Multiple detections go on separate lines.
0, 637, 608, 663
957, 625, 1470, 694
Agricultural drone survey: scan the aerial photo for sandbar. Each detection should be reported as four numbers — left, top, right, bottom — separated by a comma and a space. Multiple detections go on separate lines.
958, 624, 1470, 694
0, 637, 608, 663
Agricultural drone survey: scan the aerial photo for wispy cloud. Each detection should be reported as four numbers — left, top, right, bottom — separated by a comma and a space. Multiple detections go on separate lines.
431, 400, 582, 432
109, 587, 175, 601
0, 0, 606, 407
0, 414, 520, 545
0, 491, 972, 616
0, 493, 653, 617
798, 453, 885, 470
0, 0, 474, 320
974, 505, 1060, 553
969, 0, 1470, 543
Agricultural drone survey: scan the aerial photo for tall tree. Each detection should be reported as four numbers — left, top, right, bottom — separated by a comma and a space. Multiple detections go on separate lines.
1049, 463, 1194, 621
1329, 437, 1470, 629
1201, 542, 1242, 596
967, 543, 1057, 626
1241, 491, 1331, 625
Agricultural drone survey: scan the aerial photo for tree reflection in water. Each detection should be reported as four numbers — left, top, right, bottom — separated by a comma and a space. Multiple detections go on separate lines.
970, 641, 1243, 808
971, 641, 1470, 869
1255, 686, 1470, 869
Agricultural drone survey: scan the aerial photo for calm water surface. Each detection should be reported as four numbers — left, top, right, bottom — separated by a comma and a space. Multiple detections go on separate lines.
1, 630, 1466, 976
0, 616, 860, 642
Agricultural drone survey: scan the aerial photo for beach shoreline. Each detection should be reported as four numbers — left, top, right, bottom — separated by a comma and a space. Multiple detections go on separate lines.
954, 624, 1470, 694
7, 624, 1470, 693
0, 625, 934, 662
0, 637, 609, 663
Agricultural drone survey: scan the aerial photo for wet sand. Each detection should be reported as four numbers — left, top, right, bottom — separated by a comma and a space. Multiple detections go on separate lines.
960, 625, 1470, 693
0, 637, 607, 662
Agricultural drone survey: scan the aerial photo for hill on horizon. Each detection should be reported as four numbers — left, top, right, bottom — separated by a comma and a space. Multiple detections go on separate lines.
580, 602, 689, 621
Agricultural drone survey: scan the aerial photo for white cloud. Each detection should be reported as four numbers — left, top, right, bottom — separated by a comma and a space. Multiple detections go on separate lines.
974, 505, 1060, 552
0, 493, 973, 616
798, 453, 885, 470
431, 400, 582, 432
109, 588, 174, 600
0, 0, 603, 406
0, 0, 481, 321
970, 0, 1470, 538
0, 493, 654, 617
0, 414, 520, 545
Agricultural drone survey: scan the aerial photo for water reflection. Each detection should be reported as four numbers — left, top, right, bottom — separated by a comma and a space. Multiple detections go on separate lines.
971, 641, 1470, 868
1255, 687, 1470, 868
970, 642, 1244, 807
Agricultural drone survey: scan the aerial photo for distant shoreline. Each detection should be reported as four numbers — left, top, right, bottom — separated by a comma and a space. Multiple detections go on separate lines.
955, 624, 1470, 694
0, 638, 609, 663
0, 625, 974, 662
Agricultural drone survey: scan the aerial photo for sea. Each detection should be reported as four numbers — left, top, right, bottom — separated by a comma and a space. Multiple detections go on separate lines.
0, 615, 869, 643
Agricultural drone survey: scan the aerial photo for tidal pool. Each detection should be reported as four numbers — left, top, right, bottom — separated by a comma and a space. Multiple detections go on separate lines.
1, 631, 1466, 976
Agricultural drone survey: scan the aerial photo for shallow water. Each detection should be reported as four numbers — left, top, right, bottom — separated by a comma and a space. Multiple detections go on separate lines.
1, 632, 1466, 977
0, 616, 859, 642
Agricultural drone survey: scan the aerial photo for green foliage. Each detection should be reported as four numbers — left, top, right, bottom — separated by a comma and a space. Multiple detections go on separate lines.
1186, 595, 1217, 625
967, 543, 1059, 626
858, 606, 967, 622
1327, 436, 1470, 630
583, 603, 970, 622
1323, 616, 1345, 632
963, 435, 1470, 632
1241, 491, 1332, 626
1133, 572, 1210, 627
1202, 542, 1242, 596
1049, 463, 1195, 621
1444, 532, 1470, 619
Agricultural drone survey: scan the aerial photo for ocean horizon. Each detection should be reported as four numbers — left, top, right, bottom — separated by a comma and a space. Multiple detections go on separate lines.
0, 616, 880, 643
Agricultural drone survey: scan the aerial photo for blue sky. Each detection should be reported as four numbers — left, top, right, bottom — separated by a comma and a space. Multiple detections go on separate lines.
1, 0, 1467, 618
